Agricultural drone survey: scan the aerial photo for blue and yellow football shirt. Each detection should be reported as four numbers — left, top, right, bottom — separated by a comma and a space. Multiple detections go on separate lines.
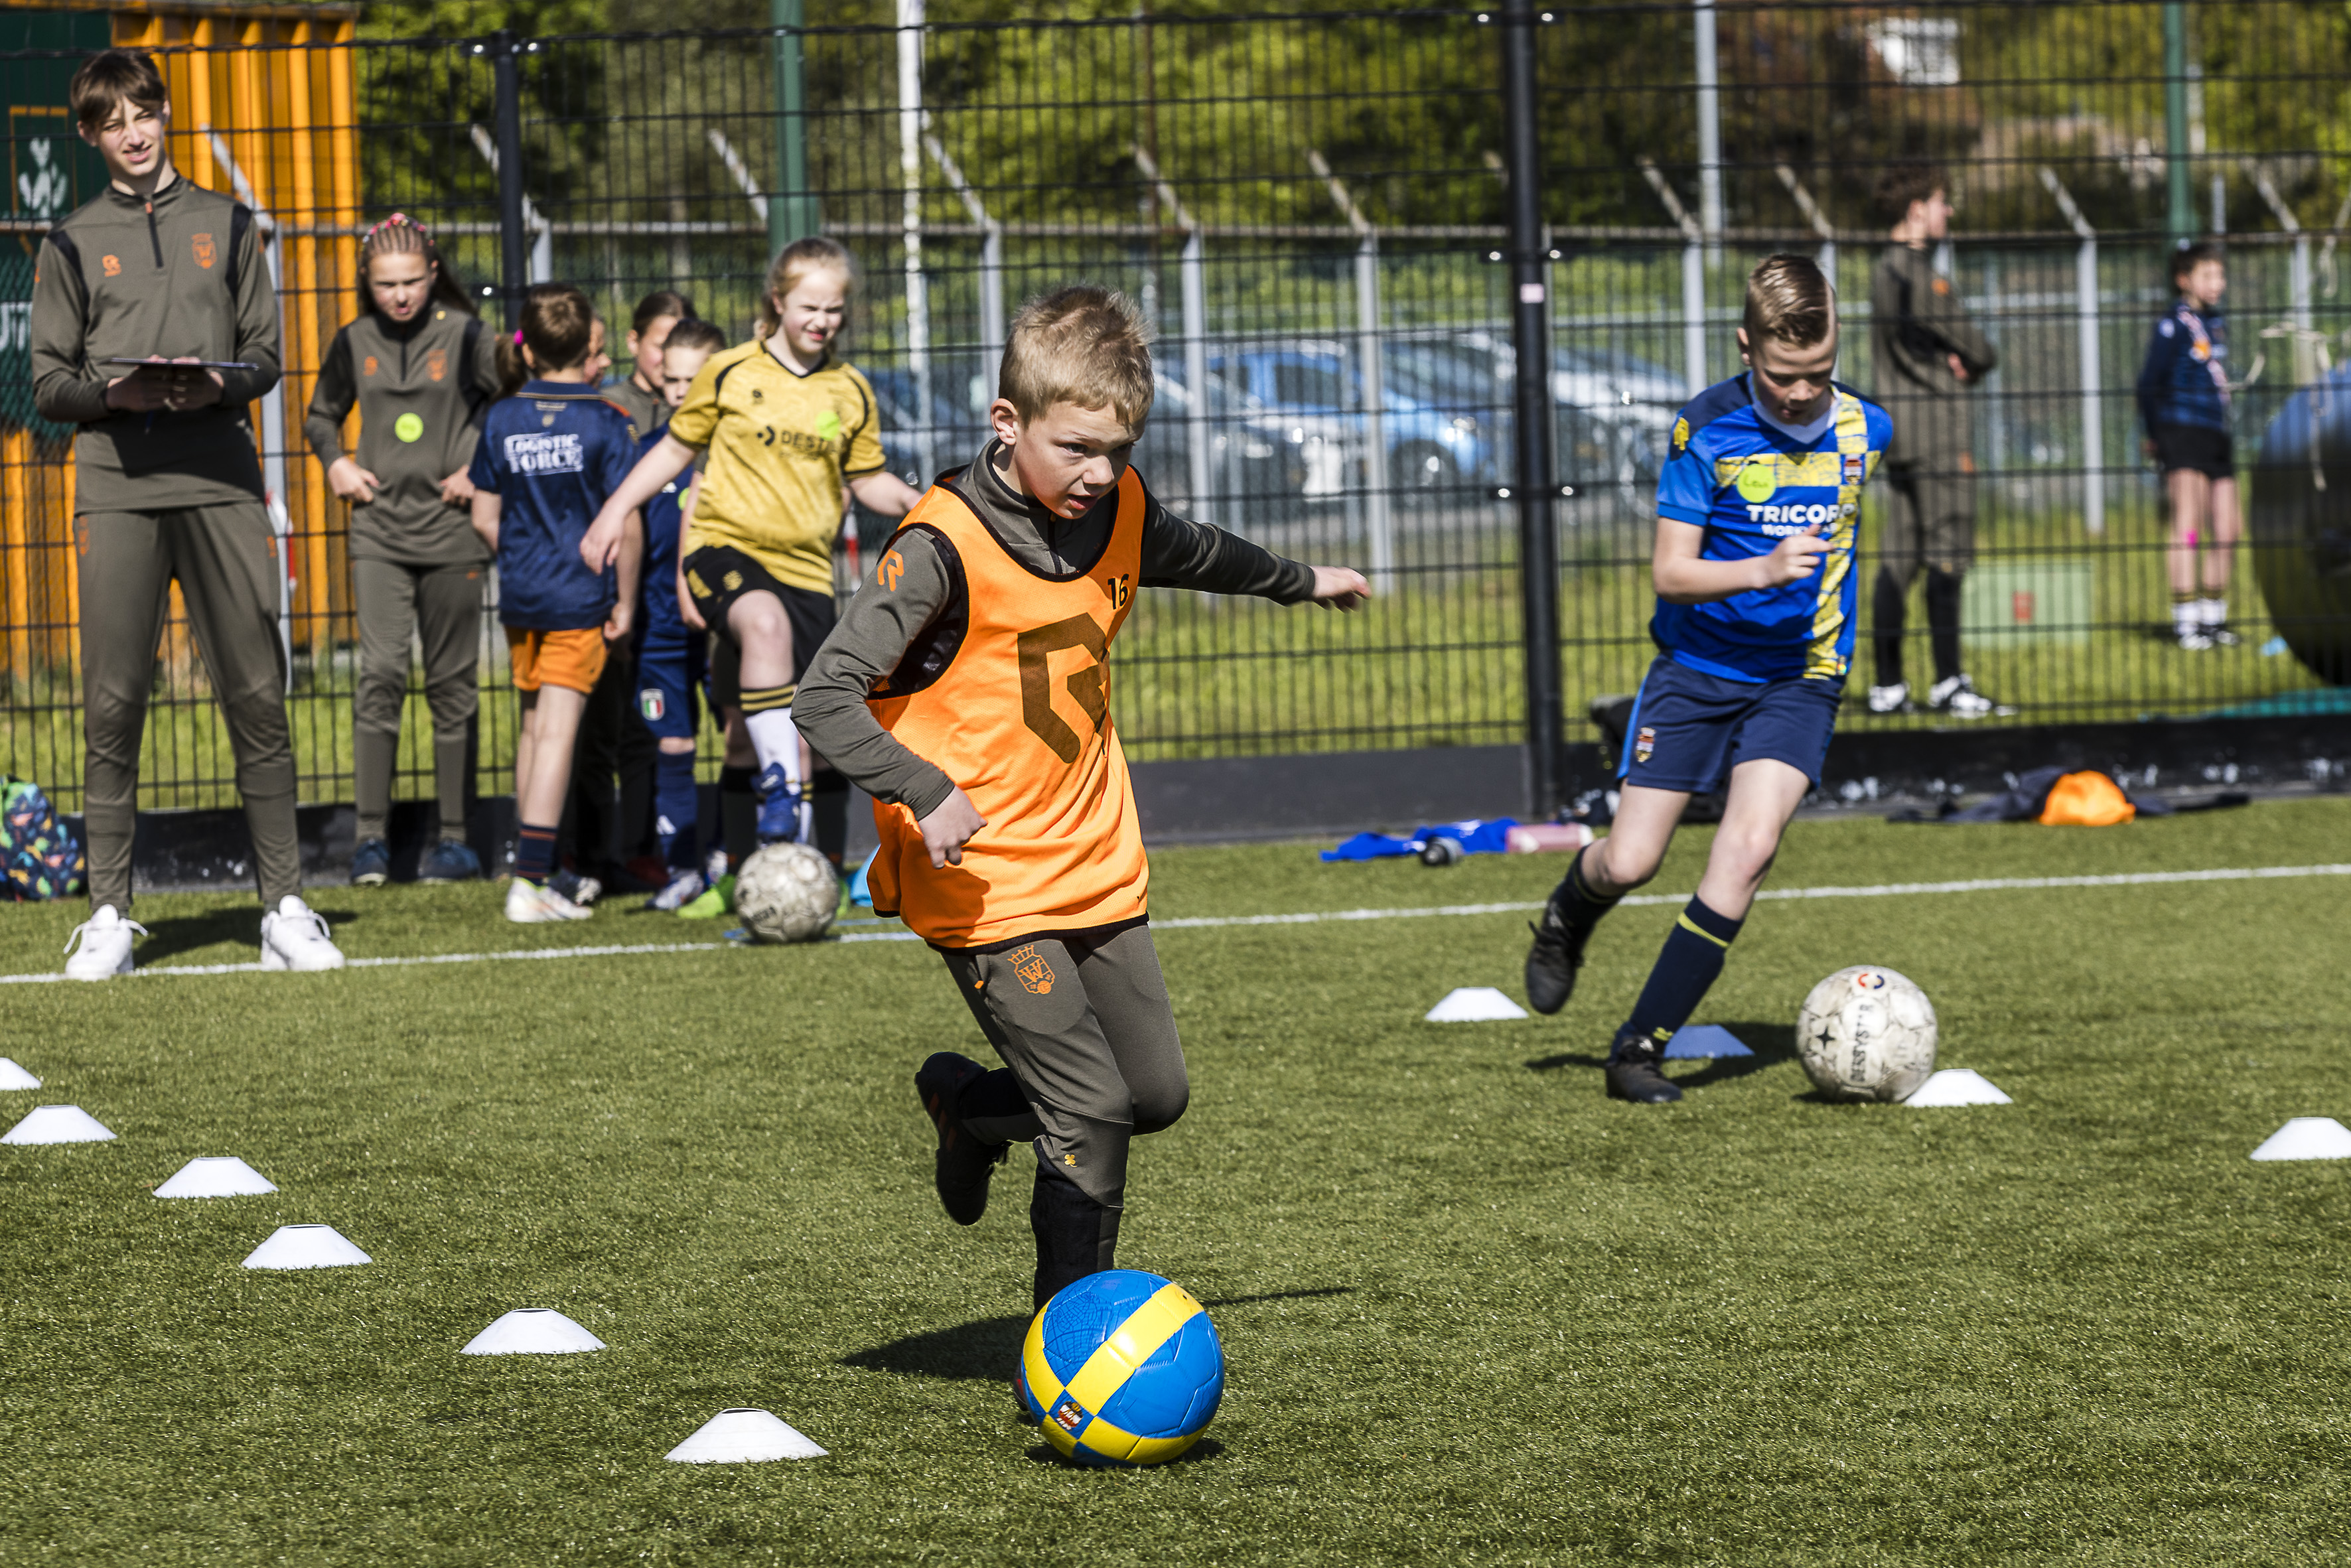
1651, 372, 1892, 683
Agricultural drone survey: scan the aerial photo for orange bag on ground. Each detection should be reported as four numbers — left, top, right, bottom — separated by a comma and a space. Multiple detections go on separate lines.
2038, 770, 2137, 826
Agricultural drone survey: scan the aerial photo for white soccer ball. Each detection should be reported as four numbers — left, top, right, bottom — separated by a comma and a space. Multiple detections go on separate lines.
1796, 965, 1939, 1102
735, 842, 839, 944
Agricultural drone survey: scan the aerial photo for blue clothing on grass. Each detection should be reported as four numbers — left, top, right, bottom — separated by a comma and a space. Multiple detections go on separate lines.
1619, 658, 1842, 794
2135, 303, 2230, 437
1653, 373, 1892, 685
468, 380, 638, 630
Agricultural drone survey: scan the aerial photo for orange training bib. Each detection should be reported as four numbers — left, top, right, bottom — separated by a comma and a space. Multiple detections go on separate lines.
865, 469, 1149, 947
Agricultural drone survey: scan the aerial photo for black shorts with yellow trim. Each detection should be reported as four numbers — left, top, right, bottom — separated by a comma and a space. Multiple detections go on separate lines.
685, 544, 836, 711
1620, 656, 1843, 796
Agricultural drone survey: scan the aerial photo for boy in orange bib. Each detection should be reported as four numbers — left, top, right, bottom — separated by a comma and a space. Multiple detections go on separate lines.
796, 287, 1368, 1309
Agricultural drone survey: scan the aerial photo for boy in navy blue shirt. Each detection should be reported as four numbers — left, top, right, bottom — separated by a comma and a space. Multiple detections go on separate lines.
627, 318, 726, 910
1523, 255, 1892, 1104
2136, 241, 2239, 650
468, 283, 644, 922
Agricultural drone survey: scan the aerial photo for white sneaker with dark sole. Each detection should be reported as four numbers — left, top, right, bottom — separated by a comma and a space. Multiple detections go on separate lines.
63, 904, 146, 981
261, 895, 346, 971
1927, 673, 2014, 719
1866, 681, 1912, 715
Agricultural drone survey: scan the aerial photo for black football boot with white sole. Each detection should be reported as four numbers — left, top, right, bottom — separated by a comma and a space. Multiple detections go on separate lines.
1603, 1030, 1683, 1104
1524, 881, 1593, 1015
915, 1052, 1010, 1225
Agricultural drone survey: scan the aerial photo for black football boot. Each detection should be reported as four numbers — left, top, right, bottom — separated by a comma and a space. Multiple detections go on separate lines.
1603, 1029, 1683, 1104
1524, 879, 1594, 1015
914, 1052, 1009, 1225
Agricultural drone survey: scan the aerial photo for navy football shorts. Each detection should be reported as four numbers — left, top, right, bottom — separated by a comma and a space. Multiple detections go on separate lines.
1619, 656, 1843, 795
632, 625, 707, 743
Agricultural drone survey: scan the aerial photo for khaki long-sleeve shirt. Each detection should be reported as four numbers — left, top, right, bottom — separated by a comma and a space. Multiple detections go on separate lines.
30, 173, 279, 511
1869, 243, 1998, 472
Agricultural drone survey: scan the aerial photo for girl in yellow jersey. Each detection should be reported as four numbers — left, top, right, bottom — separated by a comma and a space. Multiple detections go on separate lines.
587, 239, 922, 866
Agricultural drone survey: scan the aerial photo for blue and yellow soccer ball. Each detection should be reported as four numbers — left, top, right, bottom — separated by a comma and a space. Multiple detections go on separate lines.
1017, 1269, 1224, 1466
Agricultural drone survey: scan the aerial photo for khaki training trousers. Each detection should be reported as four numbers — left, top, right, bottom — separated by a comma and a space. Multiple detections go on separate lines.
1877, 463, 1978, 585
351, 557, 484, 842
77, 504, 301, 910
938, 924, 1191, 1213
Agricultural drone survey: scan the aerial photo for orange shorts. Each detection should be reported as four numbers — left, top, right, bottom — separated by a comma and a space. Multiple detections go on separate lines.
506, 626, 607, 695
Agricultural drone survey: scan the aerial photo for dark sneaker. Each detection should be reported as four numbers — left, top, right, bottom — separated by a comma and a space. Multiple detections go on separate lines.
1523, 883, 1591, 1016
350, 837, 390, 887
417, 839, 482, 884
1604, 1033, 1683, 1104
915, 1051, 1009, 1226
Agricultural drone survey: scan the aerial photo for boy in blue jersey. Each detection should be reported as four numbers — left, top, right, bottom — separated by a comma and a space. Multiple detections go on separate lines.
1524, 255, 1892, 1104
468, 283, 644, 923
2136, 241, 2239, 650
627, 318, 727, 910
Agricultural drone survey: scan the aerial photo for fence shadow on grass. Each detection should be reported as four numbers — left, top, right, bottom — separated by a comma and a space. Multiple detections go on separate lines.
841, 1314, 1029, 1383
1524, 1021, 1797, 1092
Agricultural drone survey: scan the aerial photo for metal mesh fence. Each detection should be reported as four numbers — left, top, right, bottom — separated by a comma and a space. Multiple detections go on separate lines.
3, 1, 2346, 817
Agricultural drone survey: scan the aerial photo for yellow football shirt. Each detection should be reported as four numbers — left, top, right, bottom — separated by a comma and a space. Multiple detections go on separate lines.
666, 338, 888, 597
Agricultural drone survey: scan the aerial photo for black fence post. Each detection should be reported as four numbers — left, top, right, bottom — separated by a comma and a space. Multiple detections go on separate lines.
490, 29, 528, 325
1501, 0, 1563, 819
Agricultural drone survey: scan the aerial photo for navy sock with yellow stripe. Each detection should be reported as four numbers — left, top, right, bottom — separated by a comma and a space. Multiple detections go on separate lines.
1619, 896, 1744, 1051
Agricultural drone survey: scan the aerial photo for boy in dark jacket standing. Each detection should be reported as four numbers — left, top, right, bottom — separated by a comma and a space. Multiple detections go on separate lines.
2137, 241, 2239, 650
30, 48, 343, 979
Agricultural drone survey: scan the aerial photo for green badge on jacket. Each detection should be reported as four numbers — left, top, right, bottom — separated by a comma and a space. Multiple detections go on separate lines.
394, 412, 425, 443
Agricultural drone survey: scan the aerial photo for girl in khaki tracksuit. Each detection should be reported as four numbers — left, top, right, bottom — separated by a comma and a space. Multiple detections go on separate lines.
303, 215, 502, 882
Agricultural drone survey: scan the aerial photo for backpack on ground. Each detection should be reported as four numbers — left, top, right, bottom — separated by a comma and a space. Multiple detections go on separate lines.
1, 778, 85, 900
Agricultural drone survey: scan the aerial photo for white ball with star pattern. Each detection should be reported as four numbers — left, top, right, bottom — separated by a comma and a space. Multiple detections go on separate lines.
735, 841, 839, 944
1796, 965, 1938, 1102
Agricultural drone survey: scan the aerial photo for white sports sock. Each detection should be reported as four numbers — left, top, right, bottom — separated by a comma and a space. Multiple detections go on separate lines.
745, 707, 804, 788
2199, 597, 2227, 626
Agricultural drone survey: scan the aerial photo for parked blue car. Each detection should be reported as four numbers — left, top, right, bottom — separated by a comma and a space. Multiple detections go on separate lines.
1208, 342, 1501, 495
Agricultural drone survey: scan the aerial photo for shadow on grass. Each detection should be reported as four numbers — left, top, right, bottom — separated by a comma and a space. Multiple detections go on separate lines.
840, 1314, 1028, 1382
1524, 1022, 1796, 1092
135, 904, 360, 965
1025, 1438, 1226, 1468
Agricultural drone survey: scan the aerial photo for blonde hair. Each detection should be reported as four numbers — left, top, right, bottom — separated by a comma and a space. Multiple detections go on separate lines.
756, 236, 855, 341
1743, 254, 1835, 347
999, 285, 1155, 428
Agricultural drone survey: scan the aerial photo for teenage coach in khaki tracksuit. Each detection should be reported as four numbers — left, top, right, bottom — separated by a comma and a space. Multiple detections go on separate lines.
30, 48, 342, 977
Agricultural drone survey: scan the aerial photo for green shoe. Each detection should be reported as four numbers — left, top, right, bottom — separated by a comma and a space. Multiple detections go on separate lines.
677, 873, 735, 920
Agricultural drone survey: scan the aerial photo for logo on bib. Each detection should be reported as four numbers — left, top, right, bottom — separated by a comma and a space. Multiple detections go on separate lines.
1735, 463, 1776, 504
816, 409, 842, 441
393, 412, 425, 443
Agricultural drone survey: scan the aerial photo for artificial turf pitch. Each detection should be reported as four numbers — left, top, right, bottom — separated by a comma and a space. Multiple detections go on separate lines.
1, 800, 2346, 1566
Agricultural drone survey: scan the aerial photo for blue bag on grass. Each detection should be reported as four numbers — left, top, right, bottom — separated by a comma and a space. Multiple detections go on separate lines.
1, 778, 84, 901
1321, 818, 1518, 863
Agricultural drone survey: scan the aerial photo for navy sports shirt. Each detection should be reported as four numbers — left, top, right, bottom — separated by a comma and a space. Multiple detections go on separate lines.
1653, 372, 1893, 683
2135, 303, 2230, 435
468, 380, 639, 630
632, 423, 692, 641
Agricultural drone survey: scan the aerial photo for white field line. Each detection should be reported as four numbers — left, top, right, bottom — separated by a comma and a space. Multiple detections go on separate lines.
6, 863, 2344, 986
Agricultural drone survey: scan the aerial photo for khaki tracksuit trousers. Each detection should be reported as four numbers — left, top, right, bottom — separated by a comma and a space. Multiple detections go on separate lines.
78, 503, 301, 910
351, 556, 483, 843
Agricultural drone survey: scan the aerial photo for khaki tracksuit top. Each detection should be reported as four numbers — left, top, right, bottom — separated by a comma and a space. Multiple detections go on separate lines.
29, 175, 280, 512
305, 307, 502, 565
1869, 244, 1999, 472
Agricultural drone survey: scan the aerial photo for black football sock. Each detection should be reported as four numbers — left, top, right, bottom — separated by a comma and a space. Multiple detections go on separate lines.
718, 764, 757, 871
1871, 568, 1907, 687
960, 1068, 1043, 1145
1031, 1165, 1120, 1312
810, 766, 850, 872
1550, 845, 1622, 938
1926, 569, 1963, 685
1618, 896, 1745, 1053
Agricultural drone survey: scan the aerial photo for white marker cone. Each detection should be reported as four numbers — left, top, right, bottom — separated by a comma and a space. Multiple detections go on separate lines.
462, 1308, 606, 1356
2, 1104, 115, 1145
1904, 1068, 2013, 1107
1425, 986, 1528, 1023
2249, 1117, 2351, 1162
155, 1156, 278, 1198
665, 1408, 828, 1463
0, 1057, 39, 1090
242, 1224, 370, 1269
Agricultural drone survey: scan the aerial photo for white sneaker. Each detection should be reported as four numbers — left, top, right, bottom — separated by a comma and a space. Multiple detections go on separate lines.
63, 904, 146, 981
507, 878, 593, 924
1866, 680, 1912, 715
2176, 626, 2215, 652
648, 868, 706, 912
1927, 673, 2013, 719
261, 895, 346, 971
